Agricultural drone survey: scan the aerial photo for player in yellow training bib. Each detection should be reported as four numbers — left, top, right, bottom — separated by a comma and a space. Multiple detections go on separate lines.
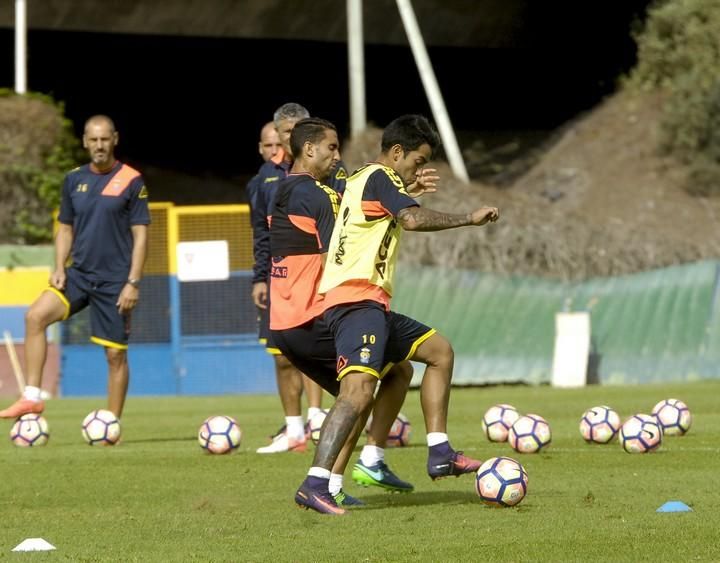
294, 114, 500, 514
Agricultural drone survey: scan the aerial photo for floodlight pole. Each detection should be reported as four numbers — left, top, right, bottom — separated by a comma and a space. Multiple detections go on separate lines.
347, 0, 367, 138
15, 0, 27, 94
396, 0, 469, 182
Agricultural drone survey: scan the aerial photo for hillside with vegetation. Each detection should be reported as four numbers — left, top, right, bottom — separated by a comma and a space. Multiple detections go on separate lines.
343, 89, 720, 281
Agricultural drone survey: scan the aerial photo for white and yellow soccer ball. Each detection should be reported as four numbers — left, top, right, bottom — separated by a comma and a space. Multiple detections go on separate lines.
481, 404, 520, 442
508, 413, 551, 453
475, 456, 528, 507
619, 414, 662, 453
10, 413, 50, 447
651, 398, 692, 436
82, 409, 121, 446
308, 409, 330, 445
198, 415, 242, 454
579, 405, 621, 443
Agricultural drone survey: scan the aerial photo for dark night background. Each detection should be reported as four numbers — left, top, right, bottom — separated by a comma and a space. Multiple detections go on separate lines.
0, 2, 652, 201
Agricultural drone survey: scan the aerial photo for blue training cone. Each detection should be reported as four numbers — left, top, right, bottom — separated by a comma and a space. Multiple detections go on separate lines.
656, 501, 692, 513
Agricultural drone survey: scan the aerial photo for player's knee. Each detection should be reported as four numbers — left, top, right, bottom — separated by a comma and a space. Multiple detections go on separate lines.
338, 372, 377, 410
274, 354, 294, 371
105, 347, 127, 368
25, 305, 53, 332
421, 334, 454, 370
390, 361, 414, 386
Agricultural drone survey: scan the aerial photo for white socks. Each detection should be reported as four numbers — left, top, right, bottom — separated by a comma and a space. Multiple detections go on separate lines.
22, 385, 42, 402
328, 473, 343, 495
426, 432, 449, 447
360, 445, 384, 466
286, 416, 305, 440
308, 467, 331, 479
307, 407, 321, 422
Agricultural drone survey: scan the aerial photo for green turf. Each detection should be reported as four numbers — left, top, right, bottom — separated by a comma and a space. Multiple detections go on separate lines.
1, 381, 718, 562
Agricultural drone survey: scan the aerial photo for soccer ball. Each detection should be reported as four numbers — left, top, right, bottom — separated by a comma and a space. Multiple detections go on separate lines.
365, 412, 412, 447
10, 413, 49, 447
481, 403, 520, 442
387, 412, 412, 447
652, 398, 691, 436
508, 414, 551, 453
308, 409, 330, 444
198, 415, 242, 454
82, 409, 121, 446
619, 414, 662, 453
475, 456, 528, 507
579, 405, 621, 443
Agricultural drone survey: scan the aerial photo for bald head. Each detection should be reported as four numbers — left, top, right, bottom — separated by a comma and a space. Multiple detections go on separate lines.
84, 114, 116, 135
258, 121, 282, 162
83, 114, 119, 172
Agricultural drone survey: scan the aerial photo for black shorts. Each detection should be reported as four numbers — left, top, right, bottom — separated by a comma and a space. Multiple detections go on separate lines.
48, 268, 130, 349
257, 306, 281, 355
271, 317, 340, 395
271, 300, 435, 390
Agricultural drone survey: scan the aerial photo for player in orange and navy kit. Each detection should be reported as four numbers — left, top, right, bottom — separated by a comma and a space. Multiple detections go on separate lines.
251, 103, 348, 454
268, 118, 417, 514
293, 115, 500, 514
0, 115, 150, 421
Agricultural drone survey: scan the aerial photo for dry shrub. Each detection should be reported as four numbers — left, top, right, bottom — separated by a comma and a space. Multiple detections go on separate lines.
0, 91, 80, 243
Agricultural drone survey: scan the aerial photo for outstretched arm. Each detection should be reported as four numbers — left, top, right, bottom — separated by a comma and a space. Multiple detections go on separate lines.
397, 205, 499, 232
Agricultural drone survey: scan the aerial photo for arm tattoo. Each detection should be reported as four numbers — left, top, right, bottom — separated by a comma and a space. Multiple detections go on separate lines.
397, 207, 472, 232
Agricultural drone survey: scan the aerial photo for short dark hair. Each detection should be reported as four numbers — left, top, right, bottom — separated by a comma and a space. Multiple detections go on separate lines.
289, 117, 337, 158
380, 114, 441, 157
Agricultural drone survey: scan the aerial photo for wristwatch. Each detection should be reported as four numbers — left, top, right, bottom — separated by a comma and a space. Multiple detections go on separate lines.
127, 278, 141, 288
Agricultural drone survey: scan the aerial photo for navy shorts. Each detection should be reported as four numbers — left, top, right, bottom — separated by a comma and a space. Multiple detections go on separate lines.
317, 300, 435, 381
49, 268, 130, 349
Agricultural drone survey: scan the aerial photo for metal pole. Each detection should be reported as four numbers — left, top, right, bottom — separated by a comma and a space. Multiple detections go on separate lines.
15, 0, 27, 94
347, 0, 367, 138
395, 0, 469, 182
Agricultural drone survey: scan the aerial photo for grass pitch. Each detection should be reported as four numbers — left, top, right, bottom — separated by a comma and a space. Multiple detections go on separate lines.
1, 381, 718, 562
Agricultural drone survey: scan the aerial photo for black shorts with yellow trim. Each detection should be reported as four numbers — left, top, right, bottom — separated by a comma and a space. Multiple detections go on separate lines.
322, 300, 435, 382
257, 306, 281, 355
46, 268, 130, 349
